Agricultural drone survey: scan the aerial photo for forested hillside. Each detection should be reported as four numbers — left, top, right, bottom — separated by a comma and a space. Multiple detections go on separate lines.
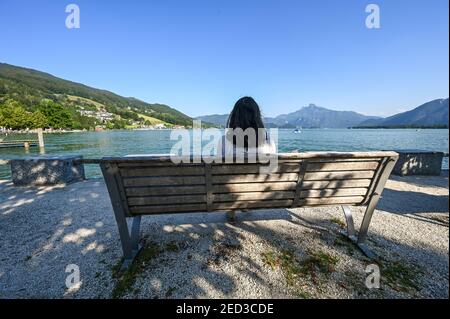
0, 63, 193, 130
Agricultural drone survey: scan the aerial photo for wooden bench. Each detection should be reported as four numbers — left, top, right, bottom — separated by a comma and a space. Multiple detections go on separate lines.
100, 151, 398, 269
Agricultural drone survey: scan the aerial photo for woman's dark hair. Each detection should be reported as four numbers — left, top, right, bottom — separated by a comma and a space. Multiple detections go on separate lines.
226, 96, 266, 148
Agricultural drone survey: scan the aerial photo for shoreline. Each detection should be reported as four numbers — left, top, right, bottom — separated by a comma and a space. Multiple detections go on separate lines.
0, 128, 176, 134
1, 127, 449, 135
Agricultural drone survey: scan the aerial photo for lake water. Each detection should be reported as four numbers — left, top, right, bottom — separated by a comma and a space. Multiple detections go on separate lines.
1, 129, 448, 179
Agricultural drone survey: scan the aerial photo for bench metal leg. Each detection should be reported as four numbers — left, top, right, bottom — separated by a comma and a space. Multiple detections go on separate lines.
347, 157, 397, 259
114, 213, 142, 270
357, 197, 379, 245
113, 209, 133, 259
341, 206, 356, 241
354, 196, 380, 259
101, 163, 142, 270
340, 205, 375, 259
226, 211, 237, 223
131, 215, 142, 252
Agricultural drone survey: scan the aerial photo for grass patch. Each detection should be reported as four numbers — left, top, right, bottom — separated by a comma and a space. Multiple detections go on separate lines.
382, 261, 422, 293
300, 250, 339, 277
330, 217, 346, 228
111, 243, 160, 299
261, 251, 279, 270
165, 241, 179, 252
111, 258, 124, 276
279, 250, 302, 285
333, 235, 352, 247
208, 242, 242, 266
262, 248, 340, 290
295, 289, 312, 299
298, 249, 339, 289
333, 235, 358, 256
342, 270, 377, 296
262, 250, 301, 285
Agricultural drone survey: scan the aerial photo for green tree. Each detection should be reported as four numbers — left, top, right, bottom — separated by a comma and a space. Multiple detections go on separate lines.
37, 100, 73, 129
0, 100, 30, 130
105, 121, 115, 130
29, 110, 48, 129
106, 118, 127, 129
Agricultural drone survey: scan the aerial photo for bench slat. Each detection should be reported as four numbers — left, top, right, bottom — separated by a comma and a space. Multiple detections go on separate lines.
213, 199, 294, 210
212, 163, 300, 175
213, 182, 297, 193
125, 185, 206, 196
214, 191, 295, 202
299, 188, 368, 198
120, 166, 205, 177
306, 161, 379, 172
128, 194, 206, 206
299, 196, 365, 206
130, 203, 207, 214
301, 179, 372, 189
303, 171, 375, 181
118, 162, 204, 168
213, 173, 298, 184
129, 199, 296, 214
123, 176, 206, 187
304, 158, 382, 163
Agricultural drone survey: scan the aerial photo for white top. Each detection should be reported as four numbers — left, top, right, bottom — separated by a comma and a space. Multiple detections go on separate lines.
217, 132, 276, 156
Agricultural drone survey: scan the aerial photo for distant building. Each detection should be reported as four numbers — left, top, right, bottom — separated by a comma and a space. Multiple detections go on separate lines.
154, 124, 166, 129
78, 109, 114, 122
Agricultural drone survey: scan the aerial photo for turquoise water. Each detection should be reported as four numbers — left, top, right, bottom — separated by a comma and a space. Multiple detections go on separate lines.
0, 129, 448, 179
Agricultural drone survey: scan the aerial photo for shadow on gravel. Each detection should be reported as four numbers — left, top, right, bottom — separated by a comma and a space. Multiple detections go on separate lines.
136, 206, 448, 298
378, 188, 449, 214
389, 171, 448, 189
0, 178, 448, 299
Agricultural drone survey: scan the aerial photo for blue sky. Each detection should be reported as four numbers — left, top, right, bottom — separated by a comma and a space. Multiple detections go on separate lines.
0, 0, 448, 117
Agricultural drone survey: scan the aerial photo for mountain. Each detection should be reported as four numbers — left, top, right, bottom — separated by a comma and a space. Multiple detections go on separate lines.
265, 104, 381, 128
196, 104, 380, 128
198, 99, 449, 129
357, 99, 449, 128
0, 63, 192, 129
196, 114, 229, 127
195, 114, 281, 128
197, 104, 379, 128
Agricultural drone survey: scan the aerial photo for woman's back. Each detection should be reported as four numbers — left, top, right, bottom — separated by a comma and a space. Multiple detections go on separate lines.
218, 96, 276, 156
218, 131, 276, 156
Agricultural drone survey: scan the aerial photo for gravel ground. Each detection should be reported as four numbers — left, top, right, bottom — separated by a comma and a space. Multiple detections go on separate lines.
0, 172, 448, 299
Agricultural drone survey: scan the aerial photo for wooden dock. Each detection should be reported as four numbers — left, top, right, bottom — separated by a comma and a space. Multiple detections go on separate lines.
0, 140, 38, 149
0, 128, 45, 150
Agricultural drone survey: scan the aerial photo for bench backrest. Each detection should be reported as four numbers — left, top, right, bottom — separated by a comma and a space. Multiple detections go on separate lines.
100, 152, 398, 217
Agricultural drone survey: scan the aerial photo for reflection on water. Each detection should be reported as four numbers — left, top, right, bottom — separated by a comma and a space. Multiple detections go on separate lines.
0, 129, 448, 179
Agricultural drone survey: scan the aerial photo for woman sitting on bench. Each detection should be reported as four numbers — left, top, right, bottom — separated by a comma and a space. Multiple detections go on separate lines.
218, 96, 276, 156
